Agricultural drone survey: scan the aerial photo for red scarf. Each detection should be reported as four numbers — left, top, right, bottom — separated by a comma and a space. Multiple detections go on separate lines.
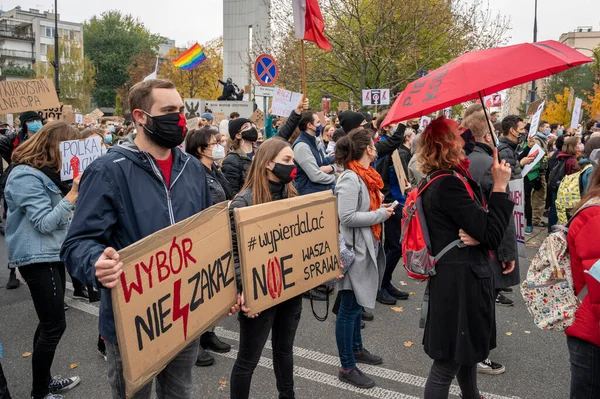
347, 160, 384, 241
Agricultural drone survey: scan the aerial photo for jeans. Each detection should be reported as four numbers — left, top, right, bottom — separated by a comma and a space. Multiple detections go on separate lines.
567, 336, 600, 399
230, 295, 302, 399
335, 290, 363, 370
424, 359, 479, 399
105, 339, 198, 399
19, 262, 67, 399
0, 361, 11, 399
382, 209, 402, 289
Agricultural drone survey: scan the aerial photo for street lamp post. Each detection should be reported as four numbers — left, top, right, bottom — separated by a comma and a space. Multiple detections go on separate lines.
54, 0, 59, 97
530, 0, 538, 104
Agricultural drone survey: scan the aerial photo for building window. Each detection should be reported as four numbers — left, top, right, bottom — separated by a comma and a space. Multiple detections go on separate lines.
69, 30, 76, 40
40, 44, 47, 55
45, 27, 55, 37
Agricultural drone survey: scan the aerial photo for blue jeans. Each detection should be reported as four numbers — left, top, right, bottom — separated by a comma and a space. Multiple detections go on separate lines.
568, 336, 600, 399
335, 290, 363, 370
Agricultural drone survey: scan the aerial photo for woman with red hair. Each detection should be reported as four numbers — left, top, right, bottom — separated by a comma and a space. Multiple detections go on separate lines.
416, 116, 514, 398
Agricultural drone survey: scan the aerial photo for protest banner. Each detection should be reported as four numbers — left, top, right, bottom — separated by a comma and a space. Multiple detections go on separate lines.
39, 104, 67, 121
570, 98, 582, 130
271, 88, 303, 118
526, 98, 544, 116
527, 101, 545, 138
234, 191, 341, 316
443, 107, 452, 118
250, 109, 265, 128
0, 78, 60, 114
362, 89, 390, 106
186, 117, 199, 131
521, 143, 545, 178
509, 179, 526, 258
5, 114, 13, 126
338, 102, 349, 112
112, 203, 237, 398
419, 116, 432, 131
60, 137, 103, 181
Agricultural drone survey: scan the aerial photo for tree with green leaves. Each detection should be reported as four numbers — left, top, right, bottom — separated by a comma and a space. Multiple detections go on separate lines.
83, 11, 161, 108
543, 65, 594, 102
35, 38, 95, 113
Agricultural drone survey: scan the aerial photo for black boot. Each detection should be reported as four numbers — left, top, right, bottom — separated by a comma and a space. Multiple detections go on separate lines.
6, 269, 19, 290
195, 346, 215, 367
200, 331, 231, 353
332, 291, 341, 315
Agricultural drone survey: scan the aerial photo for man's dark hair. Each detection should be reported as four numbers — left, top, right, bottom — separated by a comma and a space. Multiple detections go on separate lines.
230, 112, 240, 120
586, 119, 598, 132
501, 115, 522, 136
539, 120, 549, 129
129, 79, 176, 113
550, 123, 559, 132
298, 112, 317, 131
490, 111, 499, 117
555, 135, 565, 151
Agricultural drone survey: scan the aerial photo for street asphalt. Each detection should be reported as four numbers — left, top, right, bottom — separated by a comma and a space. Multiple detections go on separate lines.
0, 225, 569, 399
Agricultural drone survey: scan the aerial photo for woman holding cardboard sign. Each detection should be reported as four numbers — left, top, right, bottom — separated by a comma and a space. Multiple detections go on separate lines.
228, 138, 301, 399
334, 128, 395, 389
4, 121, 82, 399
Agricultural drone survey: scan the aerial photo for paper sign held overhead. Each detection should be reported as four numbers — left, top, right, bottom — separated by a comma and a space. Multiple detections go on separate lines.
271, 88, 302, 118
233, 191, 341, 316
362, 89, 390, 106
338, 102, 349, 112
112, 203, 237, 398
249, 109, 265, 128
570, 98, 583, 130
60, 137, 103, 181
509, 179, 526, 258
527, 101, 545, 138
419, 116, 431, 131
0, 78, 60, 114
75, 114, 83, 124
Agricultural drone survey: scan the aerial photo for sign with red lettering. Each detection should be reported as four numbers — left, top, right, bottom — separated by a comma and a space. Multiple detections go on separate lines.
233, 191, 341, 316
509, 179, 526, 258
111, 203, 237, 398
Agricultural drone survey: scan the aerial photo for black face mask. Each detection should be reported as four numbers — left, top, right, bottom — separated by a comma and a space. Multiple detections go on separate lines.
142, 111, 187, 149
411, 124, 420, 131
271, 162, 296, 184
517, 132, 527, 144
241, 127, 259, 142
461, 128, 476, 154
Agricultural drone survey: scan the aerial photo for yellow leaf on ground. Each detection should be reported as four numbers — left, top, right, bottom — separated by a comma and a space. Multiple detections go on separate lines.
399, 281, 408, 286
70, 363, 78, 369
506, 332, 513, 336
218, 378, 228, 391
525, 331, 531, 334
391, 307, 404, 312
404, 341, 414, 347
22, 352, 32, 358
409, 292, 415, 295
416, 308, 422, 311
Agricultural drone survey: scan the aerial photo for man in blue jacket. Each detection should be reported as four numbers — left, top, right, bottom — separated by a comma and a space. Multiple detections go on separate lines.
61, 79, 213, 399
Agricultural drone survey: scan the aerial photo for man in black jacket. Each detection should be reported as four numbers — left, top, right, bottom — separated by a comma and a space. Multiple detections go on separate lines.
61, 79, 214, 399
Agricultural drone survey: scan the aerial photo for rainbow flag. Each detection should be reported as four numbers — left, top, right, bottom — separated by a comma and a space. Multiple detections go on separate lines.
173, 43, 206, 70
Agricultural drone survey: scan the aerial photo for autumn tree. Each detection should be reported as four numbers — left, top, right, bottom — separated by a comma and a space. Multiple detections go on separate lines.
84, 11, 162, 107
542, 87, 572, 126
267, 0, 509, 110
583, 83, 600, 120
35, 38, 95, 113
544, 65, 594, 101
114, 51, 157, 114
159, 37, 223, 100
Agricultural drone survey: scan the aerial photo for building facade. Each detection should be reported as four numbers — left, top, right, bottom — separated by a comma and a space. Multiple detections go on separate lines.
559, 26, 600, 59
0, 6, 83, 80
223, 0, 271, 90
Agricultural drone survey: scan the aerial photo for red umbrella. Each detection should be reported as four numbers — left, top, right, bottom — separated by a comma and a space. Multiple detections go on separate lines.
382, 40, 593, 127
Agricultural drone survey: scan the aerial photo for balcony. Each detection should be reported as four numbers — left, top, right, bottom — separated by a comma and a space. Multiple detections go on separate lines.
0, 49, 35, 60
0, 21, 35, 41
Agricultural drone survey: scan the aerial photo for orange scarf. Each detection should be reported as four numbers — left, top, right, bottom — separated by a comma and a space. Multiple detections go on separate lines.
347, 160, 384, 241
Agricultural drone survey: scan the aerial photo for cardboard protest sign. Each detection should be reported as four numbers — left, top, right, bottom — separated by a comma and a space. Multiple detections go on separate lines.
60, 137, 103, 181
509, 179, 526, 258
39, 104, 73, 121
338, 102, 349, 112
89, 108, 104, 121
0, 78, 59, 114
214, 112, 226, 125
391, 150, 411, 195
521, 143, 545, 178
234, 191, 341, 316
112, 203, 237, 398
526, 98, 544, 116
570, 98, 582, 130
271, 88, 302, 118
186, 117, 199, 131
527, 101, 545, 138
317, 111, 327, 128
62, 105, 74, 123
250, 109, 265, 128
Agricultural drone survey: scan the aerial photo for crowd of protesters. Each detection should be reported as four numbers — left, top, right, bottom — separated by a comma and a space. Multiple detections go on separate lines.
0, 78, 599, 399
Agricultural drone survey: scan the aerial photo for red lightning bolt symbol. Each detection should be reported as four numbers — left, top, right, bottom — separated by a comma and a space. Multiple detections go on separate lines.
172, 278, 190, 341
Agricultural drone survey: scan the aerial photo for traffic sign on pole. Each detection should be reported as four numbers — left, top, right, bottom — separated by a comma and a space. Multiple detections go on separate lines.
254, 54, 279, 87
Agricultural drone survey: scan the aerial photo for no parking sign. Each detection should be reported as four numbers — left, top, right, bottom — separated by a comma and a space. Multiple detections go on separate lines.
254, 54, 279, 87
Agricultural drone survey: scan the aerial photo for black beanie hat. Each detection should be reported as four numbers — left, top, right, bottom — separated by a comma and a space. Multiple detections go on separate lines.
228, 118, 251, 139
339, 111, 365, 133
20, 111, 42, 126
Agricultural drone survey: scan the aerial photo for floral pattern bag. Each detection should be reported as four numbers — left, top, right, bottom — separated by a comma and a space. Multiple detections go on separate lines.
521, 198, 600, 331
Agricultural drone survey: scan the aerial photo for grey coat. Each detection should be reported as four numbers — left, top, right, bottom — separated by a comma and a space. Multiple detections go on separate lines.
468, 143, 520, 288
335, 169, 387, 309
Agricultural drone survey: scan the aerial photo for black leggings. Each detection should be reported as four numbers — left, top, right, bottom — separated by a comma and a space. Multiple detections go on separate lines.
424, 359, 479, 399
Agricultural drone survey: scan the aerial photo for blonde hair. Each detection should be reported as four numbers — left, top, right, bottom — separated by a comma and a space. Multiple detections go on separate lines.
563, 136, 579, 155
12, 121, 80, 172
462, 104, 489, 139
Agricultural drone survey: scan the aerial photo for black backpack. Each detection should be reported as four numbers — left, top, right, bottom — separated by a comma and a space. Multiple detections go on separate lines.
548, 157, 567, 192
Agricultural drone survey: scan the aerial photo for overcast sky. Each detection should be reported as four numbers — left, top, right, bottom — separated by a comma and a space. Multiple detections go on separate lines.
2, 0, 599, 47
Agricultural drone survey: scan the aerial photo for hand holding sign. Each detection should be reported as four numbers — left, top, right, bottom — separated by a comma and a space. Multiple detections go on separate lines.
95, 247, 123, 289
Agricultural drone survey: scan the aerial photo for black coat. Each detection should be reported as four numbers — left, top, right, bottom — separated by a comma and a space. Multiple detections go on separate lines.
497, 136, 522, 180
421, 170, 513, 365
468, 143, 520, 289
205, 163, 233, 204
222, 149, 252, 195
374, 125, 406, 203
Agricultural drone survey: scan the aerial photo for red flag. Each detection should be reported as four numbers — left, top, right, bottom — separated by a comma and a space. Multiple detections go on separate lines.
293, 0, 332, 51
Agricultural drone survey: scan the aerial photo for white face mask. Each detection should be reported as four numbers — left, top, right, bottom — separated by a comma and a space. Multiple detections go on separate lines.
212, 144, 225, 160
